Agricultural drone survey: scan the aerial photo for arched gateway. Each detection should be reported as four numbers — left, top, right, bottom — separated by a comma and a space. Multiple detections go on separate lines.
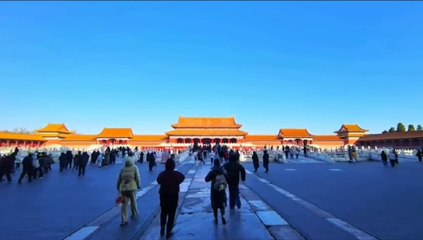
165, 117, 248, 147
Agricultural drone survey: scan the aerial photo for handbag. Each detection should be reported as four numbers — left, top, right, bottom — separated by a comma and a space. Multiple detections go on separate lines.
115, 193, 123, 206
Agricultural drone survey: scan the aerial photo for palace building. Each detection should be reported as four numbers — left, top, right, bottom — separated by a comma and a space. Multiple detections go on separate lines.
0, 116, 398, 150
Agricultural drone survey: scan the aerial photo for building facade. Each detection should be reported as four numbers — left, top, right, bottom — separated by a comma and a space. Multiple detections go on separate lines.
3, 117, 412, 151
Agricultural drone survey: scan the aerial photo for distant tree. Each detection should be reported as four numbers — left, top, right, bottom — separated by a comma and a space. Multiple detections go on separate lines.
389, 127, 396, 133
418, 125, 423, 131
408, 124, 416, 132
382, 130, 388, 134
396, 123, 406, 132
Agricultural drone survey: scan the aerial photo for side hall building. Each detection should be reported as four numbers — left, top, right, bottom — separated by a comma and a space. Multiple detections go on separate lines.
3, 116, 409, 151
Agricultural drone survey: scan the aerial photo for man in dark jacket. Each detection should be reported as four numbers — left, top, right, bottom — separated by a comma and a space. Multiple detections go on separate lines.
157, 158, 185, 238
416, 149, 422, 163
0, 154, 14, 183
148, 152, 156, 171
59, 152, 67, 172
18, 153, 34, 184
223, 154, 246, 210
78, 152, 89, 176
380, 150, 388, 166
263, 150, 270, 173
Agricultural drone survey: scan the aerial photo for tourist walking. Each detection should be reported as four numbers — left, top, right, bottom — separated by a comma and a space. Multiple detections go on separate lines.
78, 152, 89, 176
263, 150, 270, 173
416, 149, 422, 163
116, 158, 141, 226
295, 148, 300, 159
205, 159, 228, 225
223, 154, 246, 210
66, 151, 73, 170
139, 151, 144, 164
0, 154, 14, 183
59, 152, 67, 172
148, 152, 156, 171
252, 151, 259, 172
156, 158, 185, 238
18, 153, 34, 184
380, 150, 388, 166
197, 150, 205, 165
388, 150, 397, 167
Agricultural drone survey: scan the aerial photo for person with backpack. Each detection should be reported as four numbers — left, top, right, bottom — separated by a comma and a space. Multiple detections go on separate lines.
223, 153, 246, 210
157, 158, 185, 238
116, 157, 141, 226
205, 159, 228, 225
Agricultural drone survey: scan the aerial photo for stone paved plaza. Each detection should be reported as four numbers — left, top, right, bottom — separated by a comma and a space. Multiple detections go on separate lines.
1, 156, 423, 240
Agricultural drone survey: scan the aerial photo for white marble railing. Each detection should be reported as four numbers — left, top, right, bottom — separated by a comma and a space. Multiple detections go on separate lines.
306, 149, 419, 162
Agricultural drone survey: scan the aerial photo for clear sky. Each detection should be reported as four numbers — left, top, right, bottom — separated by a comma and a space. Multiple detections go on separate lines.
1, 2, 422, 135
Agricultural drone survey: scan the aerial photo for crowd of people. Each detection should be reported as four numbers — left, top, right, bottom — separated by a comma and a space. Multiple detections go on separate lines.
0, 146, 169, 184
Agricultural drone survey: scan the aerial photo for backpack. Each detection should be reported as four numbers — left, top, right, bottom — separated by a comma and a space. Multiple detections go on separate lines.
214, 172, 227, 192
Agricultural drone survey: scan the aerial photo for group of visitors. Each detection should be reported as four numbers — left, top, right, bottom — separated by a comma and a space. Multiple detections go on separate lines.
17, 151, 54, 184
115, 146, 247, 239
380, 149, 399, 167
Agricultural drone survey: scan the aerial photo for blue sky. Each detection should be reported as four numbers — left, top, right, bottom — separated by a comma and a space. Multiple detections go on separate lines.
1, 2, 422, 135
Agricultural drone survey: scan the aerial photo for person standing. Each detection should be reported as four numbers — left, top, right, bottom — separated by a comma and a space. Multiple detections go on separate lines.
117, 158, 141, 226
78, 152, 89, 176
416, 149, 422, 163
263, 150, 270, 173
156, 158, 185, 238
388, 150, 397, 167
59, 152, 67, 172
380, 150, 388, 166
205, 159, 228, 225
223, 154, 246, 210
66, 150, 73, 170
252, 151, 259, 172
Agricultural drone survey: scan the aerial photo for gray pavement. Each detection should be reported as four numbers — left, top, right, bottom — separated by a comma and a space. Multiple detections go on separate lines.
2, 155, 423, 240
139, 162, 303, 240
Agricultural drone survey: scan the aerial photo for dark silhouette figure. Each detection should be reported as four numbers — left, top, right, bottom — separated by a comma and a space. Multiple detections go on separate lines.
380, 150, 388, 166
223, 154, 246, 210
252, 151, 259, 172
263, 150, 270, 173
416, 149, 422, 163
18, 153, 34, 184
157, 159, 185, 239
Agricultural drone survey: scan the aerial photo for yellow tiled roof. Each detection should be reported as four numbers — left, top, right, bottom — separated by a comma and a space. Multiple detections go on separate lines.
37, 123, 71, 134
335, 124, 368, 133
0, 132, 46, 141
171, 117, 242, 129
358, 131, 423, 141
278, 129, 313, 138
97, 128, 134, 138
